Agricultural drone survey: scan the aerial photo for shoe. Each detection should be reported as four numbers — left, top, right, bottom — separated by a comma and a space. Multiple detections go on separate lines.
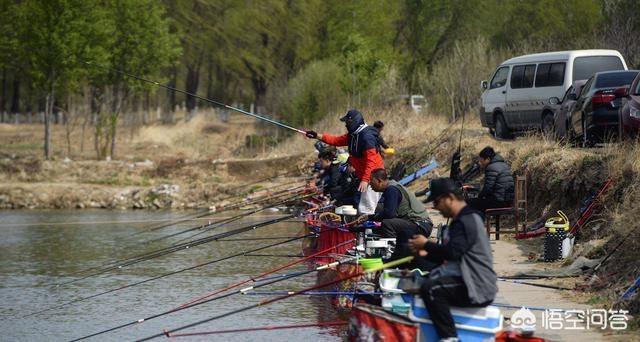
439, 338, 459, 342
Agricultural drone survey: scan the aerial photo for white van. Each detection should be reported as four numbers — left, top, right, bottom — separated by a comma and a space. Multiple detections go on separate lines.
480, 50, 628, 138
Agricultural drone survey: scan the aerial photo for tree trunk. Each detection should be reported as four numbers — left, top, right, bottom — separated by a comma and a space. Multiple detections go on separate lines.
11, 78, 19, 114
164, 66, 177, 124
44, 85, 54, 160
0, 68, 6, 115
185, 61, 201, 119
206, 55, 214, 104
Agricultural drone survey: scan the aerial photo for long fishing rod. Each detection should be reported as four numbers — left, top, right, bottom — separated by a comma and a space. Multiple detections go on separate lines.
403, 117, 459, 171
498, 278, 573, 291
52, 191, 312, 288
127, 179, 307, 240
27, 232, 312, 319
52, 208, 305, 289
177, 239, 356, 309
121, 176, 308, 243
69, 252, 354, 341
141, 185, 308, 245
59, 183, 310, 285
165, 321, 348, 338
83, 61, 307, 134
136, 256, 414, 342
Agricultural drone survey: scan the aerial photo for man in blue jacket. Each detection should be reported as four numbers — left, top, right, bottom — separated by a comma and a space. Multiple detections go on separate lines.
409, 178, 497, 341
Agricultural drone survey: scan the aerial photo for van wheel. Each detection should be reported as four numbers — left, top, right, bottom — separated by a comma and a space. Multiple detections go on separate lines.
541, 112, 554, 137
494, 114, 510, 139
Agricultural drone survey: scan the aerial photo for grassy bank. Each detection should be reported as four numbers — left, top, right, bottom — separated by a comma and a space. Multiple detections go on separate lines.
0, 111, 302, 209
269, 104, 640, 326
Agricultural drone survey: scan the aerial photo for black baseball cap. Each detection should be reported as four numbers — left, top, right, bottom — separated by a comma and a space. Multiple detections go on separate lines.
340, 109, 361, 122
425, 178, 461, 203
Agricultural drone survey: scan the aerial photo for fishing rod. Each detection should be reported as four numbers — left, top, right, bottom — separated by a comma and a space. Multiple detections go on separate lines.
157, 185, 310, 245
136, 256, 414, 341
52, 210, 303, 288
126, 179, 308, 240
177, 239, 356, 308
69, 244, 355, 341
52, 192, 313, 288
57, 184, 311, 285
242, 290, 382, 296
83, 61, 307, 134
165, 321, 347, 338
140, 185, 308, 245
498, 278, 573, 291
402, 117, 460, 172
27, 232, 313, 320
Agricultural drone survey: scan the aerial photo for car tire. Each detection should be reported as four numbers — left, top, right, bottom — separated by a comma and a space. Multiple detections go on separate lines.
582, 119, 593, 148
541, 112, 554, 137
494, 113, 510, 139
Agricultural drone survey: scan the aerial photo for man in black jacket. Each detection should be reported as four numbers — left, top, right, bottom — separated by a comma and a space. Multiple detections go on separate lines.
468, 146, 514, 214
409, 178, 497, 341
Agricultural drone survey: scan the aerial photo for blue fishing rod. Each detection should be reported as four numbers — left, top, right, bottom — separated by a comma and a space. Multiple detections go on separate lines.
82, 61, 307, 135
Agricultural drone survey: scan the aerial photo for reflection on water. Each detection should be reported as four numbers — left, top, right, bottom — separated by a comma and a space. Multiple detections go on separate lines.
0, 210, 344, 341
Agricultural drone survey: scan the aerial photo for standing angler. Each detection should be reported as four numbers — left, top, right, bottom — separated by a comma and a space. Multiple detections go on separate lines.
305, 109, 384, 215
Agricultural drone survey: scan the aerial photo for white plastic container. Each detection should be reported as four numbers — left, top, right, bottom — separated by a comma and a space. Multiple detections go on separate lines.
562, 236, 575, 259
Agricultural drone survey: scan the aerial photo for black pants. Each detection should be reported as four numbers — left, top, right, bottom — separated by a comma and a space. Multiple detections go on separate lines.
468, 198, 511, 217
419, 276, 491, 339
380, 218, 434, 269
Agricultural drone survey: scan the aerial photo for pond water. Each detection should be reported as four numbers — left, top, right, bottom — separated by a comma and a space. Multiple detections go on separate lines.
0, 209, 344, 341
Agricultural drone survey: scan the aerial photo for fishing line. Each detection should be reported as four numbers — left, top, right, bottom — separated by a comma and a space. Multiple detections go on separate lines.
50, 209, 304, 289
69, 244, 355, 341
83, 61, 307, 134
135, 256, 413, 341
52, 191, 311, 288
27, 233, 312, 319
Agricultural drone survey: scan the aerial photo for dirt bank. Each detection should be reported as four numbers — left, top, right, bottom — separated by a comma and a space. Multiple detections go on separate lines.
0, 111, 308, 209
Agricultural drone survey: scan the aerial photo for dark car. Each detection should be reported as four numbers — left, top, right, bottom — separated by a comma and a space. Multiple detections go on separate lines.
549, 80, 587, 140
569, 70, 639, 146
618, 72, 640, 140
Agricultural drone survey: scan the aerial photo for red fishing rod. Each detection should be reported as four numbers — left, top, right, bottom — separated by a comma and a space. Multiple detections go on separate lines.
136, 256, 414, 341
68, 246, 357, 341
165, 321, 347, 338
176, 238, 357, 309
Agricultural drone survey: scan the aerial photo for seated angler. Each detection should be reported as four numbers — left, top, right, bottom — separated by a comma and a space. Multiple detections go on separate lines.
317, 149, 342, 201
409, 178, 497, 342
468, 146, 514, 215
367, 168, 433, 260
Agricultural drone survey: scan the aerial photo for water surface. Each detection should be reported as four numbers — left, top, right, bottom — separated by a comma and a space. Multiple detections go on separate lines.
0, 210, 343, 341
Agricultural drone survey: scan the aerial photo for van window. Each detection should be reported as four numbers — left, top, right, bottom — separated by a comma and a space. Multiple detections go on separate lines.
510, 64, 536, 89
510, 66, 523, 89
524, 65, 536, 88
573, 56, 624, 82
535, 63, 565, 87
490, 67, 509, 89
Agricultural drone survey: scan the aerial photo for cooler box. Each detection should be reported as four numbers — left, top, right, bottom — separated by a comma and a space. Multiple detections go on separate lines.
410, 296, 503, 342
379, 269, 413, 314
